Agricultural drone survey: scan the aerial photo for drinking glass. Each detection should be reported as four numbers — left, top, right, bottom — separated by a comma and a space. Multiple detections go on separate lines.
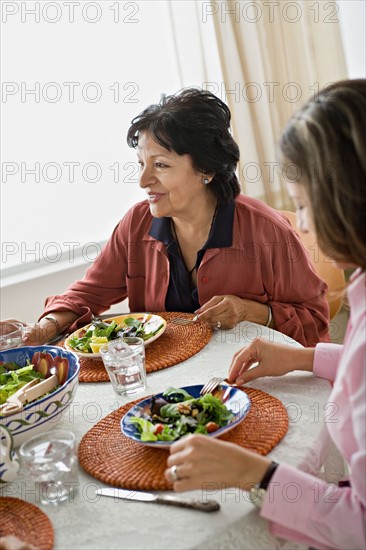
19, 429, 78, 505
0, 322, 24, 351
100, 338, 146, 396
121, 336, 145, 356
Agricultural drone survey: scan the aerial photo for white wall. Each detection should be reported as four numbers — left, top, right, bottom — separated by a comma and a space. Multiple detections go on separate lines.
1, 264, 127, 322
338, 0, 366, 77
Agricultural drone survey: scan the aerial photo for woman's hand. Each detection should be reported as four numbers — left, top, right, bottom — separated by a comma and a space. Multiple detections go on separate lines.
0, 319, 51, 346
22, 321, 55, 346
165, 434, 270, 492
1, 311, 78, 346
195, 295, 270, 329
228, 338, 315, 385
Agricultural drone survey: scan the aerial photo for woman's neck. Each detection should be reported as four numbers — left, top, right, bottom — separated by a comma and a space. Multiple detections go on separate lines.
172, 195, 218, 238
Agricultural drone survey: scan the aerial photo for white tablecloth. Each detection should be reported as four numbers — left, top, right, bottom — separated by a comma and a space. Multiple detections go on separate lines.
3, 323, 333, 550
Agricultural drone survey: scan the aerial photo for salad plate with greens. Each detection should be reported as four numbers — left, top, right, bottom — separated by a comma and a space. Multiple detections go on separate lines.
121, 385, 251, 448
65, 313, 167, 359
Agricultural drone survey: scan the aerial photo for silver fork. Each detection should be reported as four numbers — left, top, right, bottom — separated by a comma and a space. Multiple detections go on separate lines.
200, 377, 226, 396
171, 314, 199, 326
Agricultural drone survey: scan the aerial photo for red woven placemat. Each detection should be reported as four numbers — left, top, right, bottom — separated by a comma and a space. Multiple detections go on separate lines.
68, 312, 212, 383
0, 497, 54, 550
78, 387, 288, 491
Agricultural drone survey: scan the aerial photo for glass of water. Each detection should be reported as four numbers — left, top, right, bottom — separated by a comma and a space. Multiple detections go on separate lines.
0, 322, 24, 351
100, 338, 146, 396
19, 429, 78, 505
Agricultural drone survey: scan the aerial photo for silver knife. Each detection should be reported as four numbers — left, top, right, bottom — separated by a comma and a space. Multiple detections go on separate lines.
96, 487, 220, 512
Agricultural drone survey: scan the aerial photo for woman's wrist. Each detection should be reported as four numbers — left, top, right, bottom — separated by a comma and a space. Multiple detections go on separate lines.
38, 311, 78, 343
37, 318, 59, 342
244, 454, 272, 490
242, 300, 274, 327
43, 315, 61, 335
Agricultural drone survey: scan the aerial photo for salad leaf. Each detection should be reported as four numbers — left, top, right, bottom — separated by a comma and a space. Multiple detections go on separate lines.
129, 418, 158, 441
0, 361, 45, 406
129, 387, 234, 442
162, 387, 193, 402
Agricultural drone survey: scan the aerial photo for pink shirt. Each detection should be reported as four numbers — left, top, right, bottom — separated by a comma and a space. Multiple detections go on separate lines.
43, 195, 329, 346
261, 270, 366, 549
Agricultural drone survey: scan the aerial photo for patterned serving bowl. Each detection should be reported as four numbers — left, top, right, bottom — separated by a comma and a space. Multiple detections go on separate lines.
0, 345, 80, 448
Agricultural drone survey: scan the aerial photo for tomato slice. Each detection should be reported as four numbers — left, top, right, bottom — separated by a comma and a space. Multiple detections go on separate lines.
153, 423, 164, 436
31, 351, 53, 378
52, 356, 69, 385
205, 422, 220, 433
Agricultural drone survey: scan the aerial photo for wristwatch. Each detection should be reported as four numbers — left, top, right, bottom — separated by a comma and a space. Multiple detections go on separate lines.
248, 461, 278, 508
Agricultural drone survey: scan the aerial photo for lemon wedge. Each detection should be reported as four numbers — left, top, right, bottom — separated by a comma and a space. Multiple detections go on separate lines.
90, 336, 108, 353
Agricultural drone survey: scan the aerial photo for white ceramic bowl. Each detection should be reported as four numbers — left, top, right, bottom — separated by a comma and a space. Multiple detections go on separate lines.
0, 345, 80, 447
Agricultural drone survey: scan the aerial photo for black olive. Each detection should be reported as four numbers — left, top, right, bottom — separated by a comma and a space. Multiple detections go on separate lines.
150, 396, 169, 415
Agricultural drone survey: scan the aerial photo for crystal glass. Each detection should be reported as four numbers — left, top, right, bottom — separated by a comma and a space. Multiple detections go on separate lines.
100, 338, 146, 396
19, 429, 78, 505
0, 322, 24, 351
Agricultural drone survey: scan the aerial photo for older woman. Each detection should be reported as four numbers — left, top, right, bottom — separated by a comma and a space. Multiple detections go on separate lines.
18, 88, 328, 346
165, 80, 366, 550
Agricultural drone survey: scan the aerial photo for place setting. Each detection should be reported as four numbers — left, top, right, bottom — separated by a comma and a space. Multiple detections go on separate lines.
77, 378, 289, 492
62, 311, 213, 383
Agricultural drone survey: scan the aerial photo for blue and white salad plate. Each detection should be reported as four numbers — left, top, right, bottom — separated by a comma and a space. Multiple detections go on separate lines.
121, 384, 251, 449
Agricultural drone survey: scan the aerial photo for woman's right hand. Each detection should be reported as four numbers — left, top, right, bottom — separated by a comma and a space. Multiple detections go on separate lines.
228, 338, 315, 385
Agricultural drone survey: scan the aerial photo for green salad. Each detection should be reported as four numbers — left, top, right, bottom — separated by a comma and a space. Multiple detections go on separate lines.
130, 387, 234, 442
68, 316, 164, 354
0, 361, 44, 405
0, 351, 69, 408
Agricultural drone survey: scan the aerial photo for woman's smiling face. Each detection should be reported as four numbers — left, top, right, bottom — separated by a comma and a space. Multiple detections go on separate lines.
137, 131, 209, 219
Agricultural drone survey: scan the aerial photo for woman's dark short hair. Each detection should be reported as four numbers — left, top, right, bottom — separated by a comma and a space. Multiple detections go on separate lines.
127, 88, 240, 204
279, 79, 366, 270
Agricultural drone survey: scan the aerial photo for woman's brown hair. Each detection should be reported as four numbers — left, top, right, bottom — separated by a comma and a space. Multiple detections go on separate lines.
279, 79, 366, 271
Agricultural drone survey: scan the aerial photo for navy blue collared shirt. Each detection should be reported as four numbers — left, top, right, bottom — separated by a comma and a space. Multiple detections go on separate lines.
149, 201, 235, 312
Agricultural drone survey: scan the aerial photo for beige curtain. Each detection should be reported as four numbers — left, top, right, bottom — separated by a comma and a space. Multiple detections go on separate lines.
207, 0, 348, 208
166, 1, 347, 208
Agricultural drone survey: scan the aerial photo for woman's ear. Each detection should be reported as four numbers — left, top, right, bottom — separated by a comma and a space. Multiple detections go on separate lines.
201, 172, 215, 185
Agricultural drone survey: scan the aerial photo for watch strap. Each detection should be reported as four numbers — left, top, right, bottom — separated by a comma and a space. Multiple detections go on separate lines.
248, 461, 279, 509
259, 461, 279, 490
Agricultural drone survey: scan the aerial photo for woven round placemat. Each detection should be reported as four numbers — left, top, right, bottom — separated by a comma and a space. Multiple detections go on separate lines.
78, 387, 288, 490
67, 312, 212, 383
0, 497, 54, 550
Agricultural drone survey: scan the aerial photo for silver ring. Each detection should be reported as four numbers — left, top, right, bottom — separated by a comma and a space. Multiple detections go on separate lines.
216, 321, 221, 329
170, 464, 179, 481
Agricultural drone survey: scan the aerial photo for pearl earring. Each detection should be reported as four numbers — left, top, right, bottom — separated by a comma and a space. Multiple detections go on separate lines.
203, 178, 209, 185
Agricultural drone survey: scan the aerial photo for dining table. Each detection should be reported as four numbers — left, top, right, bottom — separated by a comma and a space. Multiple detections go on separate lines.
1, 321, 337, 550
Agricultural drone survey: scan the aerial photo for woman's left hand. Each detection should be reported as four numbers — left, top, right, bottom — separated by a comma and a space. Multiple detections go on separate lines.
165, 434, 270, 492
195, 295, 270, 329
